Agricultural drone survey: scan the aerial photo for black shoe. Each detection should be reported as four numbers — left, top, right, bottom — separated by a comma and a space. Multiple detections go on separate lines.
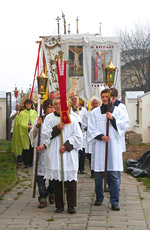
94, 200, 102, 206
55, 207, 64, 213
68, 207, 76, 214
80, 170, 85, 174
111, 204, 120, 211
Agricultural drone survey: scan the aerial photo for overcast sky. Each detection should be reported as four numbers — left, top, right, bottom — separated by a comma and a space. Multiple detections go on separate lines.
0, 0, 150, 94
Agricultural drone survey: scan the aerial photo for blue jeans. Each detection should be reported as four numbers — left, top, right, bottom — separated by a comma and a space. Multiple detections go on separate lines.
37, 176, 47, 198
107, 171, 121, 188
94, 171, 120, 205
37, 176, 54, 199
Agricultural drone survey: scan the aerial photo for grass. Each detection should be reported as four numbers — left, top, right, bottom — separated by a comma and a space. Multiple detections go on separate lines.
0, 139, 12, 152
0, 140, 17, 198
139, 143, 150, 147
46, 218, 54, 222
137, 177, 150, 189
124, 161, 150, 190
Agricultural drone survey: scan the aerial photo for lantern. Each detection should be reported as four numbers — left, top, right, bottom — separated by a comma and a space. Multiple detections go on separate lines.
37, 71, 48, 96
105, 60, 117, 88
20, 89, 25, 98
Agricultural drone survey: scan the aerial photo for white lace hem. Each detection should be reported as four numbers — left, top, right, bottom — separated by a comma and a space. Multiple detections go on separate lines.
44, 169, 78, 181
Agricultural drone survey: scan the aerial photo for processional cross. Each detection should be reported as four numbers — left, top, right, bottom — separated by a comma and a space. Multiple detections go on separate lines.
56, 16, 61, 35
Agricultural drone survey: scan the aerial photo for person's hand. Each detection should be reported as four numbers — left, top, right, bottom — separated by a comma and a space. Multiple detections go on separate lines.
28, 125, 32, 130
36, 117, 42, 128
106, 112, 113, 120
73, 103, 79, 110
57, 122, 64, 130
60, 145, 66, 154
102, 136, 109, 142
36, 144, 45, 152
37, 117, 42, 125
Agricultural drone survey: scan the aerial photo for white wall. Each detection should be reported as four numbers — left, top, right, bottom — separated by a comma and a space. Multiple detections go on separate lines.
125, 97, 137, 131
135, 94, 150, 143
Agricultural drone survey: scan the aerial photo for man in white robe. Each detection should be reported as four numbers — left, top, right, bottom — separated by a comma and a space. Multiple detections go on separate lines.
70, 95, 87, 174
42, 97, 83, 214
105, 88, 130, 192
110, 88, 129, 152
82, 98, 100, 177
87, 89, 129, 211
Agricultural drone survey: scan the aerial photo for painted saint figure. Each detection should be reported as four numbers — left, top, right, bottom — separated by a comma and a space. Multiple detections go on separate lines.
94, 51, 103, 83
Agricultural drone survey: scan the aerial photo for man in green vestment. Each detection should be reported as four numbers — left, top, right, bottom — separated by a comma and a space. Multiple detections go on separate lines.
17, 99, 37, 168
11, 106, 24, 162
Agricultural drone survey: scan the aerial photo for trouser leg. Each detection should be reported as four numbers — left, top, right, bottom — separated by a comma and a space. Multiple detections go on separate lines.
53, 180, 63, 209
87, 153, 94, 177
108, 171, 120, 205
118, 171, 121, 188
22, 144, 33, 166
36, 175, 47, 198
94, 172, 104, 202
22, 149, 30, 166
29, 144, 34, 166
47, 180, 54, 194
47, 179, 55, 204
16, 154, 22, 164
79, 148, 85, 172
66, 180, 77, 207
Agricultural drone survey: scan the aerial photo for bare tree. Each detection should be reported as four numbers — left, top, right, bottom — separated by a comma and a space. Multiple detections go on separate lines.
117, 23, 150, 97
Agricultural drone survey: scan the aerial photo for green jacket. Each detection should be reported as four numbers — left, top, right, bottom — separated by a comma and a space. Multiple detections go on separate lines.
18, 109, 37, 150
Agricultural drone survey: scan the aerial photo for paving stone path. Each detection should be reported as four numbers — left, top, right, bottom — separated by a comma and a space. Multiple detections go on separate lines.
0, 160, 150, 230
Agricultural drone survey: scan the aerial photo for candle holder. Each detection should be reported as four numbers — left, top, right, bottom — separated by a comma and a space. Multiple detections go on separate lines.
105, 59, 117, 88
20, 89, 25, 98
37, 71, 48, 97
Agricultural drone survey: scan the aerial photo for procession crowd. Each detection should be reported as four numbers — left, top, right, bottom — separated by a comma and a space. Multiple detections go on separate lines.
11, 88, 129, 214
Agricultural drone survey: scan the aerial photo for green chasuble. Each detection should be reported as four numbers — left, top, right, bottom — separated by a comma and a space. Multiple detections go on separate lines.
11, 114, 23, 155
17, 109, 37, 150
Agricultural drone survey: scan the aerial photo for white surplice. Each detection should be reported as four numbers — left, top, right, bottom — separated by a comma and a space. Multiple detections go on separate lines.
117, 103, 130, 152
71, 107, 88, 149
87, 106, 129, 172
29, 118, 46, 176
42, 113, 83, 182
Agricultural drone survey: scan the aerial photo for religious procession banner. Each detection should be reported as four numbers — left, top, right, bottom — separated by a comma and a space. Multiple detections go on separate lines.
56, 59, 71, 124
39, 35, 121, 100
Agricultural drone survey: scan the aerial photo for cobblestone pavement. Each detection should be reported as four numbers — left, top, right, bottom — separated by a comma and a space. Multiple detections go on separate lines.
0, 160, 150, 230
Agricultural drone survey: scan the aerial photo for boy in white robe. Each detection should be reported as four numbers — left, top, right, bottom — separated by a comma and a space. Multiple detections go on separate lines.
29, 99, 54, 208
87, 89, 129, 211
42, 97, 83, 214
